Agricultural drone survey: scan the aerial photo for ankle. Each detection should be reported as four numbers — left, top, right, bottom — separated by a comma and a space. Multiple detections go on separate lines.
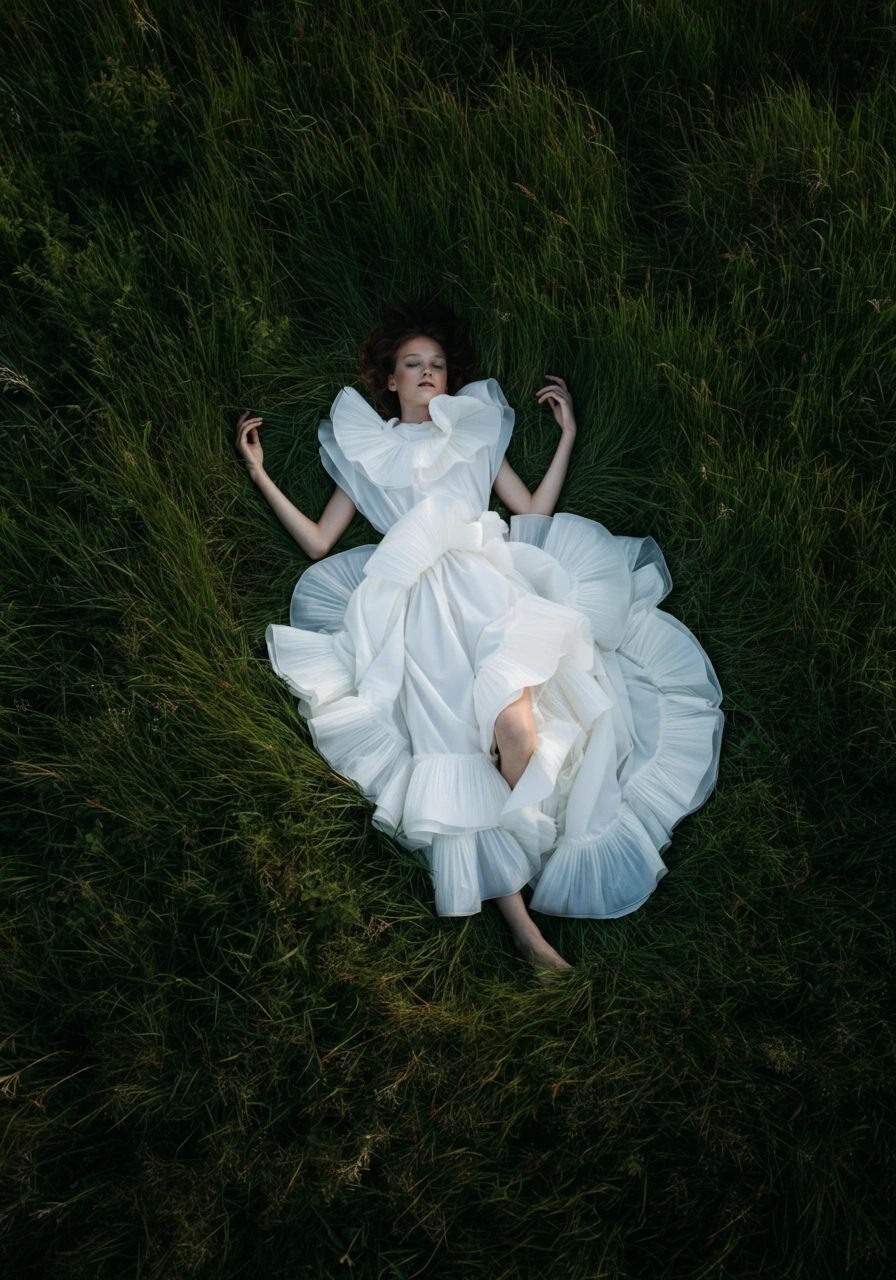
513, 924, 545, 951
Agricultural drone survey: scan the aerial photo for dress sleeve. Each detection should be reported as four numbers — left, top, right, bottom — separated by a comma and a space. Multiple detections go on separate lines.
455, 379, 515, 484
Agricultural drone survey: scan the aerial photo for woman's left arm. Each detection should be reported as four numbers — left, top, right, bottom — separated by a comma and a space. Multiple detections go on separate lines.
491, 375, 577, 516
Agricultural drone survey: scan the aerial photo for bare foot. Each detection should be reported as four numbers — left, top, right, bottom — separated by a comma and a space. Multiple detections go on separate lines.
514, 932, 573, 973
493, 890, 573, 979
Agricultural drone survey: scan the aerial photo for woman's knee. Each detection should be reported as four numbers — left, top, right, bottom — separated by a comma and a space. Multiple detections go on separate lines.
495, 692, 537, 757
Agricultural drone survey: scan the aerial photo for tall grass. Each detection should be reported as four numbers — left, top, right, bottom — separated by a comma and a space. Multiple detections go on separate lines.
1, 1, 894, 1276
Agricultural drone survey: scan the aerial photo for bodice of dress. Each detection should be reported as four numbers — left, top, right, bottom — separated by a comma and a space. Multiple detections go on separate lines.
317, 379, 514, 533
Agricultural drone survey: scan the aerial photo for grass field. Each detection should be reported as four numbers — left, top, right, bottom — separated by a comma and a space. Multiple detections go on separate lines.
1, 1, 894, 1276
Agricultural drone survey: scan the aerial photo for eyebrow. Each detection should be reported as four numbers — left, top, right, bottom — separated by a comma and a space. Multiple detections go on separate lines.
400, 351, 445, 359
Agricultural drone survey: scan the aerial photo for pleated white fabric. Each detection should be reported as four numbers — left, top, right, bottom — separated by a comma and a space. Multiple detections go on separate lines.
267, 381, 723, 918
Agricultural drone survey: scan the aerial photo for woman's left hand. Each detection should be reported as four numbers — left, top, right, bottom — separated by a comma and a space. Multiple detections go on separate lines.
536, 375, 577, 436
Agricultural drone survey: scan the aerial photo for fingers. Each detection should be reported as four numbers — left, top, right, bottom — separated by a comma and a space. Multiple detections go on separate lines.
535, 378, 575, 431
236, 411, 263, 443
536, 376, 569, 400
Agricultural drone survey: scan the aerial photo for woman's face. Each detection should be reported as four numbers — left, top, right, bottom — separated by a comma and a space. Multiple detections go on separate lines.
387, 335, 448, 421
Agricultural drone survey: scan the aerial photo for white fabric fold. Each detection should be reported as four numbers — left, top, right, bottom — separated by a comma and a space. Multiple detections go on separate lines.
619, 608, 722, 703
623, 693, 724, 832
542, 514, 632, 649
426, 827, 541, 916
502, 718, 583, 815
473, 596, 595, 755
265, 625, 354, 713
329, 386, 502, 489
529, 806, 668, 919
308, 694, 409, 793
403, 752, 510, 838
363, 495, 510, 587
290, 545, 375, 632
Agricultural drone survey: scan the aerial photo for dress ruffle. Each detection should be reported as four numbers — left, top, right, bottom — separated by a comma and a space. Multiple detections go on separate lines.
289, 544, 374, 633
426, 828, 542, 918
329, 384, 503, 489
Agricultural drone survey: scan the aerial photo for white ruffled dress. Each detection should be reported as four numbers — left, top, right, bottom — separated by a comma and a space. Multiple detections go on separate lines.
266, 381, 723, 918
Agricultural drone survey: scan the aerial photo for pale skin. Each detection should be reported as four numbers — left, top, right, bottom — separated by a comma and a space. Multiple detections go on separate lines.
237, 335, 577, 971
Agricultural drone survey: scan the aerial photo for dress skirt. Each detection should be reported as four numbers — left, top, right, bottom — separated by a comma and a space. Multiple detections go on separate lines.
266, 494, 723, 919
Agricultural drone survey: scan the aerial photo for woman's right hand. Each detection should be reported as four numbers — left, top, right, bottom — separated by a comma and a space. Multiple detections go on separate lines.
236, 410, 265, 477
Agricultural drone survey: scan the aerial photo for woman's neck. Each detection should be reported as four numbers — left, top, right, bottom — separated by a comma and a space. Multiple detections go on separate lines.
397, 405, 434, 424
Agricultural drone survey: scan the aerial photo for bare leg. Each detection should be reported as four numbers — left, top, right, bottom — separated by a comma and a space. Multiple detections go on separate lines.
493, 692, 572, 970
494, 690, 537, 789
494, 891, 572, 970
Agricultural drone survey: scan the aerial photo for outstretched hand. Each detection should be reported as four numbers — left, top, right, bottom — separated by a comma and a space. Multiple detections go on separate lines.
536, 376, 577, 436
236, 410, 265, 475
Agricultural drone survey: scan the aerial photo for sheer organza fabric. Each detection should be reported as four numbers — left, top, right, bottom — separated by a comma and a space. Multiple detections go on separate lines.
266, 381, 723, 918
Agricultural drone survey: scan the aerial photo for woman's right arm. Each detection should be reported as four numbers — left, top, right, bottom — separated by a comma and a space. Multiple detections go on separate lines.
236, 411, 356, 560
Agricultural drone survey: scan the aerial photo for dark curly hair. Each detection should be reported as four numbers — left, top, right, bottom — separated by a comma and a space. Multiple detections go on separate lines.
359, 300, 478, 419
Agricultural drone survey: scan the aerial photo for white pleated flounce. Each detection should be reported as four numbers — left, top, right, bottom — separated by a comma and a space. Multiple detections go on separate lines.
266, 498, 722, 919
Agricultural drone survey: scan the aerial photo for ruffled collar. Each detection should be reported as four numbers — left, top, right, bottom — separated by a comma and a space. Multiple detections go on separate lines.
328, 385, 502, 489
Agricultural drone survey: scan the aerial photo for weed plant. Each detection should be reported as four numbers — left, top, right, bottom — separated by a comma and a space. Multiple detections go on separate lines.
0, 1, 894, 1276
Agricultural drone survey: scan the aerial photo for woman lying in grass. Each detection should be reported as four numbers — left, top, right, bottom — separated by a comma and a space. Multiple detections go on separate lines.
237, 301, 723, 974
